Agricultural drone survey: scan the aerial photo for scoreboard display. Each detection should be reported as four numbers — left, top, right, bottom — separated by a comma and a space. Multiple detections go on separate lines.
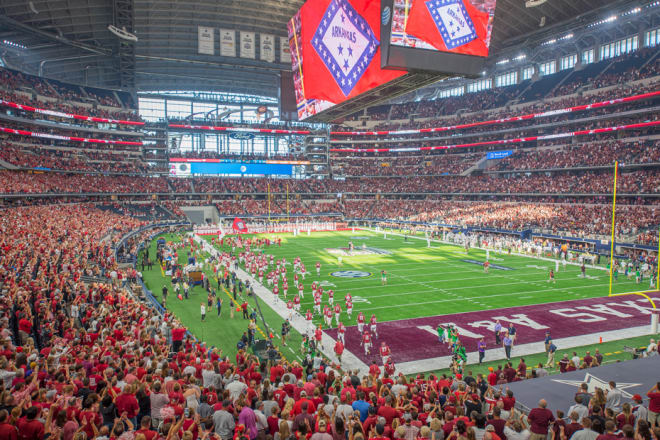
389, 0, 496, 57
287, 0, 497, 121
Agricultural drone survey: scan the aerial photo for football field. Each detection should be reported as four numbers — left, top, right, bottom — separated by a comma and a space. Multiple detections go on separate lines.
208, 228, 646, 320
202, 229, 660, 371
142, 228, 659, 375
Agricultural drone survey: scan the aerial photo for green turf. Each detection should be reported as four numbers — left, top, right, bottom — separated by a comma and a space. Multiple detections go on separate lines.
419, 333, 656, 379
139, 228, 655, 369
139, 233, 308, 363
206, 229, 649, 325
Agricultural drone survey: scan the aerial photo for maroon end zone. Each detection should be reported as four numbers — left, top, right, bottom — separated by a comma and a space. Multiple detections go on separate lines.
325, 293, 660, 365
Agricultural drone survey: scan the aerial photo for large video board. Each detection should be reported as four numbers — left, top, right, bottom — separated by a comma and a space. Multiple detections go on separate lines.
288, 0, 406, 120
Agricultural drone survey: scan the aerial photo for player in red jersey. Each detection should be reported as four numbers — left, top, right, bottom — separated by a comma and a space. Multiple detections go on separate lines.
384, 357, 396, 376
345, 292, 353, 303
298, 283, 304, 299
305, 309, 313, 323
370, 314, 378, 338
334, 339, 344, 363
286, 300, 294, 320
337, 321, 346, 343
314, 293, 322, 315
346, 300, 353, 319
484, 260, 490, 273
379, 341, 391, 365
334, 303, 342, 326
362, 330, 372, 355
282, 281, 288, 299
357, 311, 365, 333
328, 289, 334, 306
315, 325, 323, 350
293, 294, 301, 311
324, 306, 333, 327
316, 261, 321, 276
258, 269, 264, 283
294, 273, 299, 287
273, 285, 279, 300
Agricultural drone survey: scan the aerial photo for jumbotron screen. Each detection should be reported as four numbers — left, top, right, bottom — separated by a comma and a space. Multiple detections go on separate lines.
390, 0, 496, 57
288, 0, 406, 120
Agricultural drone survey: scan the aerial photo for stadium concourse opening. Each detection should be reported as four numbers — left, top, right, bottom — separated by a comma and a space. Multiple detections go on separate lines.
1, 0, 660, 439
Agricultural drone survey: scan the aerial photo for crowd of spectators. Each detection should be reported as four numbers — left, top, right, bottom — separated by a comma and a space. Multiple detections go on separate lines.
0, 67, 140, 122
0, 144, 147, 174
1, 199, 660, 440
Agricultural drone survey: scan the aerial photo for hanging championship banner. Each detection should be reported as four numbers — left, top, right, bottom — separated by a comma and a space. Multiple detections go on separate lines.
280, 36, 291, 64
219, 29, 236, 57
197, 26, 214, 55
260, 34, 275, 62
240, 31, 256, 59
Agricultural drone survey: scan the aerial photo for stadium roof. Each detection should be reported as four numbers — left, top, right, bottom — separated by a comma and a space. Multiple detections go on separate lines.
0, 0, 652, 97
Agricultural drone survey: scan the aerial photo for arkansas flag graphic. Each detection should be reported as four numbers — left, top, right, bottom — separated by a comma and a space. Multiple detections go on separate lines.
299, 0, 405, 103
232, 217, 248, 233
404, 0, 491, 57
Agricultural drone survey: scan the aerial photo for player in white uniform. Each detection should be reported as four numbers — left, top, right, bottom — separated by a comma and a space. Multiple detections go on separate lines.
346, 300, 353, 319
328, 290, 334, 306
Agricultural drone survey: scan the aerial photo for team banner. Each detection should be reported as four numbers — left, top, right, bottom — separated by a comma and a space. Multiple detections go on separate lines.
330, 90, 660, 135
397, 0, 495, 57
232, 217, 249, 233
240, 31, 256, 59
198, 26, 215, 55
220, 29, 236, 57
288, 0, 406, 119
280, 36, 292, 64
260, 34, 276, 62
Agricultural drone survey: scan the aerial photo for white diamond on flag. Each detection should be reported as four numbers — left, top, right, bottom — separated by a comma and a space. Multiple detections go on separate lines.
312, 0, 379, 96
425, 0, 477, 50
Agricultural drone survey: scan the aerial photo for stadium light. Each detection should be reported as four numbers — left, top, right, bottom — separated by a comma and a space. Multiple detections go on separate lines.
559, 33, 573, 41
496, 59, 510, 65
513, 54, 527, 61
542, 38, 557, 45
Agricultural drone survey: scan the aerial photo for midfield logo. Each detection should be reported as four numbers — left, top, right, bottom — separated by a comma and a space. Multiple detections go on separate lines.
312, 0, 379, 96
425, 0, 477, 50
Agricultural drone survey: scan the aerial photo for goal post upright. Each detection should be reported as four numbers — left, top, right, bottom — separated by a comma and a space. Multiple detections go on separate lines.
609, 161, 618, 295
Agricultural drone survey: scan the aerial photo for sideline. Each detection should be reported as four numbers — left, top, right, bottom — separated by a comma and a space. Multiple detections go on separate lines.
193, 234, 370, 375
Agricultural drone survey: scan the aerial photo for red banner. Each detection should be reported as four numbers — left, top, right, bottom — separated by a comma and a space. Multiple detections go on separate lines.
0, 99, 144, 126
329, 120, 660, 153
294, 0, 405, 105
0, 127, 143, 146
232, 217, 248, 233
331, 91, 660, 136
404, 0, 491, 57
168, 124, 311, 135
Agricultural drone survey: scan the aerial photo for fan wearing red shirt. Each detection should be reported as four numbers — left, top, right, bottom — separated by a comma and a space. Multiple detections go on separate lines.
527, 400, 555, 439
16, 407, 43, 440
648, 382, 660, 427
115, 384, 140, 422
172, 327, 186, 352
